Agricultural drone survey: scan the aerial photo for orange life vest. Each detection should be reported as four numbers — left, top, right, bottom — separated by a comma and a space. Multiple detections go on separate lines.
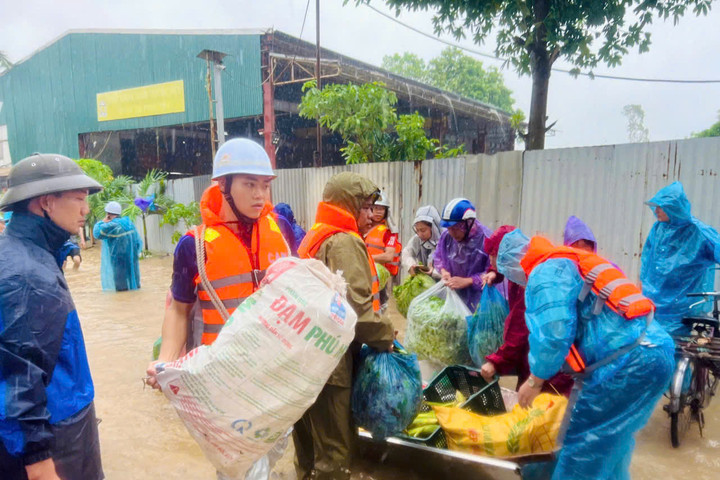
298, 202, 381, 313
521, 236, 655, 373
189, 185, 290, 345
365, 224, 402, 276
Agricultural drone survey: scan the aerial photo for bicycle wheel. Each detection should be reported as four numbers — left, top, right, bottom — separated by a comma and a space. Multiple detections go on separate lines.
671, 401, 694, 448
670, 359, 696, 448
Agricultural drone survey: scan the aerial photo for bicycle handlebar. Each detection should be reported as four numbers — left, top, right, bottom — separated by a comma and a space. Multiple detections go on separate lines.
687, 292, 720, 298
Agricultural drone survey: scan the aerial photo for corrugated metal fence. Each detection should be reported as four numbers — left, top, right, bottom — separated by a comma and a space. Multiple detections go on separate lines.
145, 137, 720, 283
271, 151, 523, 253
519, 137, 720, 281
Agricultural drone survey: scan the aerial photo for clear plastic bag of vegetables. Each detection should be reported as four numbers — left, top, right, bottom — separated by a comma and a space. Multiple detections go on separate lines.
404, 282, 472, 366
352, 341, 423, 440
467, 285, 509, 366
393, 272, 436, 317
375, 263, 390, 290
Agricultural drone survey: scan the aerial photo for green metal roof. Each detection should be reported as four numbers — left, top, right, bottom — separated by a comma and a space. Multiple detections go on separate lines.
0, 31, 264, 161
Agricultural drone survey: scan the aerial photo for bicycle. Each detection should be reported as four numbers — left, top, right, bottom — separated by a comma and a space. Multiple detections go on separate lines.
665, 292, 720, 448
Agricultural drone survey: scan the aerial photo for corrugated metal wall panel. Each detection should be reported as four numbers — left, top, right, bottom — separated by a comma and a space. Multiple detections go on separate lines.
270, 153, 520, 256
0, 32, 264, 160
463, 151, 523, 230
519, 138, 720, 281
418, 157, 467, 218
149, 138, 720, 270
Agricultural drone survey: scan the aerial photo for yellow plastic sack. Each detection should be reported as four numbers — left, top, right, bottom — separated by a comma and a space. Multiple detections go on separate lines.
434, 393, 567, 458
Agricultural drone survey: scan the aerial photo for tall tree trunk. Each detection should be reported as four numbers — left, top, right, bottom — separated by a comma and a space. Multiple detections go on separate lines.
526, 0, 552, 151
527, 54, 551, 150
142, 213, 149, 253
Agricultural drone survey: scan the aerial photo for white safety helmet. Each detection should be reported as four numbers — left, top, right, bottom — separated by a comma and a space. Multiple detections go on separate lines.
374, 191, 391, 208
211, 138, 275, 180
104, 201, 122, 215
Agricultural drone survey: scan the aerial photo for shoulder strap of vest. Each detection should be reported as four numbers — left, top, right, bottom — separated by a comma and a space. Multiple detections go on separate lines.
194, 224, 231, 321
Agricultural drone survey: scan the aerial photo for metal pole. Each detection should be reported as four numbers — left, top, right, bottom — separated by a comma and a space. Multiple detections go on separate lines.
315, 0, 323, 167
213, 63, 226, 147
205, 58, 216, 159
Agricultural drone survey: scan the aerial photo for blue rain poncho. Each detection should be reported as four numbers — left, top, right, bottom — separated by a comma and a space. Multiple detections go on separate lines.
640, 182, 720, 336
499, 230, 675, 479
563, 216, 597, 251
93, 216, 142, 291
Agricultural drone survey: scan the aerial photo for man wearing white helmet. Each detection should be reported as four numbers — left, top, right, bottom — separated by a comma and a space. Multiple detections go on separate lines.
146, 137, 290, 377
146, 139, 291, 478
93, 201, 142, 291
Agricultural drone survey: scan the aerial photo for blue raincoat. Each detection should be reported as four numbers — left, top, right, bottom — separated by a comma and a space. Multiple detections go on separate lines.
640, 182, 720, 336
0, 213, 97, 468
563, 215, 597, 251
93, 216, 143, 291
498, 230, 674, 480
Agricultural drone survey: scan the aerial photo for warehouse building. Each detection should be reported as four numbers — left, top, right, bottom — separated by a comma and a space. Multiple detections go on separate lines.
0, 29, 515, 178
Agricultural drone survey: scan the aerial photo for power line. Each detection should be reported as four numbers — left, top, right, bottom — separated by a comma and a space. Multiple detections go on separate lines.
366, 4, 720, 84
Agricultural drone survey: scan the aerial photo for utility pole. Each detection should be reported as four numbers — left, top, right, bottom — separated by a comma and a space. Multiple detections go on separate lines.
197, 49, 228, 158
314, 0, 323, 168
213, 62, 226, 147
203, 58, 216, 159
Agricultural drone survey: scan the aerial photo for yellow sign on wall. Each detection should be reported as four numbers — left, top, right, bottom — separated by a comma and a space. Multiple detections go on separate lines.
97, 80, 185, 122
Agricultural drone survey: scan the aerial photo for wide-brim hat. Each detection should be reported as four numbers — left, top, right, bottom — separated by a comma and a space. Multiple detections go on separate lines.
0, 153, 103, 211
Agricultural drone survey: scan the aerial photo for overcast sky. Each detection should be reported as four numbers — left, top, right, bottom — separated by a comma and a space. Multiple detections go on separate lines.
2, 0, 719, 149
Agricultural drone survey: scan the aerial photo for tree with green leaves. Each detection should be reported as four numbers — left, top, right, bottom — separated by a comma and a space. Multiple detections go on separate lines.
124, 169, 175, 254
622, 104, 650, 143
358, 0, 713, 150
382, 52, 429, 83
299, 80, 443, 163
75, 159, 134, 243
382, 47, 516, 112
693, 111, 720, 138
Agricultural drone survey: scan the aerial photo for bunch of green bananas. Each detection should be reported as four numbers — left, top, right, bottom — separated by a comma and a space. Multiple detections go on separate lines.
404, 391, 467, 438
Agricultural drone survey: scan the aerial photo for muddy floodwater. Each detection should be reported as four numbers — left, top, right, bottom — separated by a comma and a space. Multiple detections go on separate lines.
68, 247, 720, 479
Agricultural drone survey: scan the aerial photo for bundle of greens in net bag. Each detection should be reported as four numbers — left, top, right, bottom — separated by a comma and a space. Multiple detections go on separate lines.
405, 282, 472, 366
393, 272, 436, 317
352, 342, 423, 440
467, 285, 509, 367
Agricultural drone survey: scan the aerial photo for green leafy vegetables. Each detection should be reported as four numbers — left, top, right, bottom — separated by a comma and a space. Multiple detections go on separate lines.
405, 296, 472, 366
393, 273, 436, 317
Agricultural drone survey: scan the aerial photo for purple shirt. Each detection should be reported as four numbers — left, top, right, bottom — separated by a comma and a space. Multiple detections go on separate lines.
433, 219, 492, 311
171, 235, 199, 303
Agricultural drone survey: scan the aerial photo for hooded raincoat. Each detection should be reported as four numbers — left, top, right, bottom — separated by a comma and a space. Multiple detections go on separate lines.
498, 230, 674, 480
93, 216, 142, 291
293, 172, 394, 480
0, 213, 102, 478
640, 182, 720, 336
401, 205, 443, 278
483, 227, 573, 395
433, 219, 492, 311
563, 216, 597, 251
